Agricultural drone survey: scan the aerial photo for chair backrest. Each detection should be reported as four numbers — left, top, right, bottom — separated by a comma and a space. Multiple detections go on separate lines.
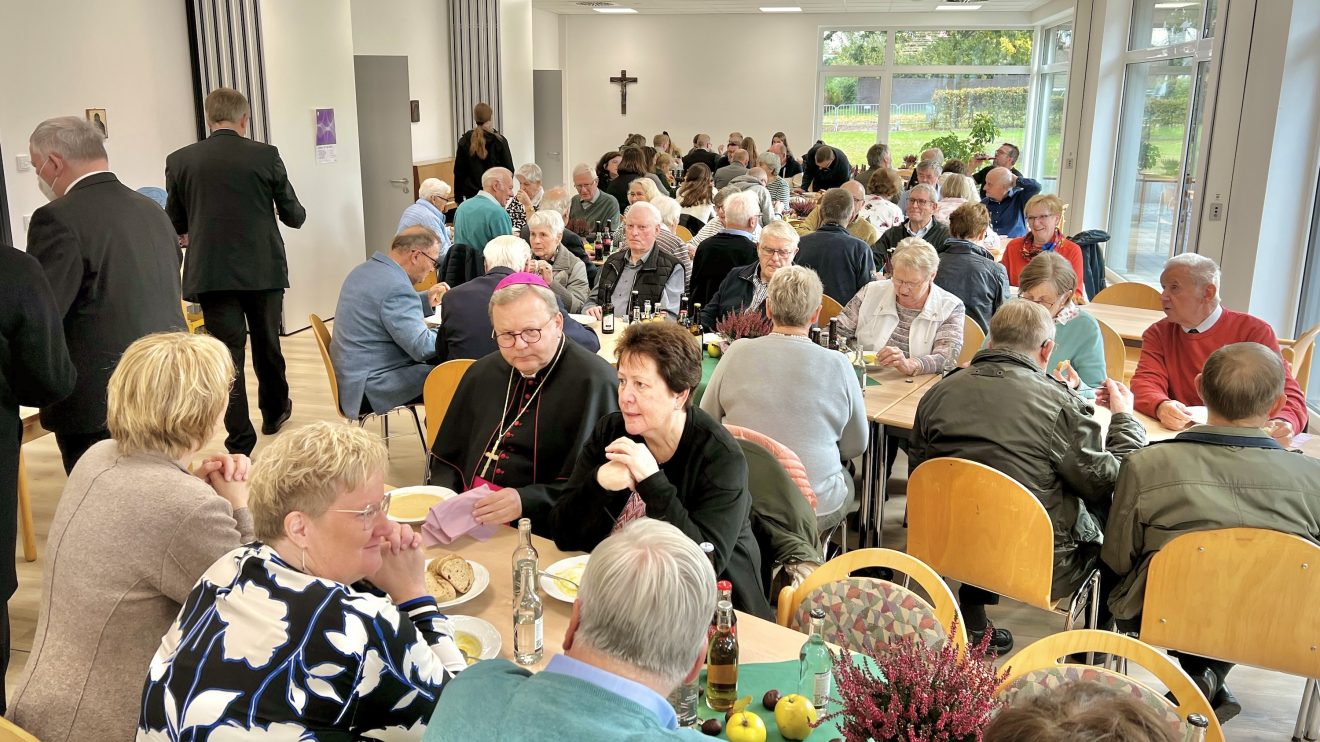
819, 294, 844, 324
182, 298, 206, 334
308, 314, 352, 423
0, 715, 40, 742
1000, 629, 1224, 742
735, 437, 822, 571
1140, 527, 1320, 679
1091, 282, 1162, 311
777, 548, 966, 651
1283, 321, 1320, 396
959, 314, 985, 366
723, 424, 816, 510
423, 359, 476, 448
413, 269, 438, 292
1095, 317, 1127, 382
675, 224, 694, 242
907, 457, 1056, 610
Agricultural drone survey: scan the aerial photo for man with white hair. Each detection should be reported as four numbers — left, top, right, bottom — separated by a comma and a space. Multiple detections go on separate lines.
425, 519, 716, 738
527, 210, 589, 312
453, 167, 514, 250
981, 165, 1041, 239
568, 162, 621, 233
514, 162, 544, 211
27, 115, 185, 471
700, 220, 800, 330
428, 273, 618, 524
728, 166, 775, 226
1131, 254, 1308, 443
874, 182, 950, 271
911, 300, 1146, 654
801, 180, 881, 246
898, 158, 943, 212
689, 191, 760, 306
397, 177, 453, 261
437, 235, 598, 361
585, 202, 684, 320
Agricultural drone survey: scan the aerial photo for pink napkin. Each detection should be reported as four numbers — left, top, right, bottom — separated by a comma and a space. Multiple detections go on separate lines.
420, 486, 501, 546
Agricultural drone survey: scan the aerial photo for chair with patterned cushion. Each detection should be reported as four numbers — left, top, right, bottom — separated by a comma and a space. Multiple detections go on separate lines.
999, 629, 1223, 742
776, 548, 965, 654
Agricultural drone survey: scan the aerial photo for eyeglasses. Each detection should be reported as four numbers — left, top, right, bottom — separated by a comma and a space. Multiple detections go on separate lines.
414, 249, 440, 268
493, 320, 551, 348
908, 199, 934, 207
893, 277, 928, 290
328, 492, 393, 531
759, 247, 795, 259
1026, 213, 1056, 222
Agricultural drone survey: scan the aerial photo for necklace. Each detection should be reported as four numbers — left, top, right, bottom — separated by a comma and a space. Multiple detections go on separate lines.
477, 338, 567, 480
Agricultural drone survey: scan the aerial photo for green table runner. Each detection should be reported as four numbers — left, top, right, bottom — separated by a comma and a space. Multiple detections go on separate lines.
696, 660, 852, 740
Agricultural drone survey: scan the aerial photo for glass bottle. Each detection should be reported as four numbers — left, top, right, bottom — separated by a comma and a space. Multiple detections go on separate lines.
705, 600, 739, 711
629, 290, 641, 322
690, 304, 703, 336
827, 318, 841, 351
511, 518, 538, 605
798, 607, 832, 712
602, 305, 615, 334
1183, 714, 1209, 742
513, 561, 544, 665
602, 221, 614, 253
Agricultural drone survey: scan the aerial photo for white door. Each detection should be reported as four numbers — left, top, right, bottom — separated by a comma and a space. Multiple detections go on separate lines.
533, 70, 564, 188
355, 55, 415, 259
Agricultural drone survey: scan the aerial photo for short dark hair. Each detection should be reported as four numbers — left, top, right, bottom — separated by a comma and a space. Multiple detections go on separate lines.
1199, 342, 1286, 421
942, 159, 965, 175
616, 321, 702, 406
391, 226, 439, 252
814, 146, 836, 165
948, 202, 991, 240
985, 682, 1177, 742
866, 143, 889, 168
1001, 142, 1021, 164
818, 188, 854, 225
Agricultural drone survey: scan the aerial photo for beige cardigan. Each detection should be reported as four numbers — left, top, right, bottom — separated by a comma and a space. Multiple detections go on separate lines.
8, 440, 254, 741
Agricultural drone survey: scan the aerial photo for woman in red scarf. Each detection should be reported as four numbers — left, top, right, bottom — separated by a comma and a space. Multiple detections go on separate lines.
1001, 193, 1085, 299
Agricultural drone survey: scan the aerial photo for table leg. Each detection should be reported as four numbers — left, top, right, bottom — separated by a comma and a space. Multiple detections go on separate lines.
18, 451, 36, 562
856, 420, 878, 549
872, 424, 889, 549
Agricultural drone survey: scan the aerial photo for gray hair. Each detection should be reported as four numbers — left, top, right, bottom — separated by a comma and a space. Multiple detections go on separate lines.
29, 116, 107, 162
1164, 253, 1221, 290
515, 163, 543, 183
723, 191, 759, 228
651, 196, 681, 229
915, 159, 942, 177
757, 151, 782, 173
760, 220, 800, 250
483, 234, 532, 270
576, 519, 716, 688
204, 87, 249, 125
1200, 342, 1285, 421
488, 282, 559, 321
571, 162, 595, 180
989, 299, 1056, 358
713, 185, 739, 208
767, 265, 822, 328
624, 200, 661, 226
527, 208, 564, 236
540, 186, 572, 216
891, 238, 939, 276
909, 183, 938, 203
818, 188, 853, 226
629, 177, 661, 202
481, 167, 512, 189
418, 178, 451, 200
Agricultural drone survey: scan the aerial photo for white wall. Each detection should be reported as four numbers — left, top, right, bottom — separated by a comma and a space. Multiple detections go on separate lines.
0, 0, 195, 245
350, 0, 454, 163
532, 8, 562, 70
261, 0, 367, 330
500, 0, 536, 168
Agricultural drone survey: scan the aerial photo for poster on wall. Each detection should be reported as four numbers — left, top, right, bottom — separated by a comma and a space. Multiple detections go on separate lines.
315, 108, 336, 164
86, 108, 108, 138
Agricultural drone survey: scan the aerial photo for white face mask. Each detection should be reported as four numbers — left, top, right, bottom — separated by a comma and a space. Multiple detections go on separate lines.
35, 158, 58, 202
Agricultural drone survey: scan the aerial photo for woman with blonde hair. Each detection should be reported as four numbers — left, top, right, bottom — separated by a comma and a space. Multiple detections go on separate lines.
10, 333, 255, 741
739, 136, 760, 172
936, 172, 1001, 249
138, 422, 467, 739
1002, 193, 1085, 297
453, 102, 514, 203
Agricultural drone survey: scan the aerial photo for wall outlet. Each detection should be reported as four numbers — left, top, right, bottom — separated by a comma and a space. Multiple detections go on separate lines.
16, 154, 31, 172
1209, 202, 1223, 221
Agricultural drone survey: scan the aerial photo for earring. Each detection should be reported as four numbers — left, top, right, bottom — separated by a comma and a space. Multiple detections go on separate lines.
300, 548, 308, 573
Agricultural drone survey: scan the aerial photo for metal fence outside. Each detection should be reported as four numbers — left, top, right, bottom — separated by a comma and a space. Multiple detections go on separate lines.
822, 103, 934, 130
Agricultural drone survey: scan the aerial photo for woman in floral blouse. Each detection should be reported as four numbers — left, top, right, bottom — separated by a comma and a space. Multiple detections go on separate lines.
137, 422, 467, 740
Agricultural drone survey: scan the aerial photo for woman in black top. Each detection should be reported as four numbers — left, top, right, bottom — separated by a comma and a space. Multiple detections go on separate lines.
605, 146, 664, 212
595, 150, 622, 192
453, 102, 514, 203
548, 322, 772, 618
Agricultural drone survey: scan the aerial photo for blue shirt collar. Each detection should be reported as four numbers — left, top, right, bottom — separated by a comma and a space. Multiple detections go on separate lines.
418, 198, 444, 218
720, 227, 757, 241
544, 654, 679, 728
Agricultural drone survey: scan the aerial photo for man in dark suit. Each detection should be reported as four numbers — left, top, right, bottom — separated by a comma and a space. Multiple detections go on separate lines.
26, 116, 185, 472
0, 244, 74, 705
803, 144, 852, 192
689, 191, 760, 306
166, 88, 306, 455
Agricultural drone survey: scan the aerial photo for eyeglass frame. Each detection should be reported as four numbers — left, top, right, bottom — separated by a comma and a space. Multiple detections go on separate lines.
758, 245, 796, 260
492, 319, 553, 348
414, 248, 441, 268
327, 491, 393, 531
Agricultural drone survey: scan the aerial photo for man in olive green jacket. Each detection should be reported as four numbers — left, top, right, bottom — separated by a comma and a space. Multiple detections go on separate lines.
910, 301, 1146, 654
1103, 341, 1320, 724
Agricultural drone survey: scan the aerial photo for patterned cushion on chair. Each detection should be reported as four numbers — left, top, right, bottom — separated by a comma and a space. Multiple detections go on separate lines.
792, 577, 948, 654
1001, 667, 1186, 732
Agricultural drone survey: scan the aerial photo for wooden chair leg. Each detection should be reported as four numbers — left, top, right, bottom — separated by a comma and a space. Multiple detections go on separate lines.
18, 451, 36, 563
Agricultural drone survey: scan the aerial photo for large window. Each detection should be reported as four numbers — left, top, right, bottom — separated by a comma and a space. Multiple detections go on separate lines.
1028, 22, 1072, 193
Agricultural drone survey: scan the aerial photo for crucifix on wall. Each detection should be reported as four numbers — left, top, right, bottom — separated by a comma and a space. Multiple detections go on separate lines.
610, 69, 638, 115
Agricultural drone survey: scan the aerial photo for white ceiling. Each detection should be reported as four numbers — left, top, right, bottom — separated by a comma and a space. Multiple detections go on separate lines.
531, 0, 1057, 14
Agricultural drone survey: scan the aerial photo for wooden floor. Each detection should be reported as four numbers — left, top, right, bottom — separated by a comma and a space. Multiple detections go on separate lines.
8, 326, 1308, 738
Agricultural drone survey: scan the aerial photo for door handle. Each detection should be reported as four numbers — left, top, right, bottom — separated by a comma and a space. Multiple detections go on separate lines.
390, 178, 409, 185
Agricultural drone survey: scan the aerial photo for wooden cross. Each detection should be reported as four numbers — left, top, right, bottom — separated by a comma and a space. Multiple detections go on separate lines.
610, 69, 638, 115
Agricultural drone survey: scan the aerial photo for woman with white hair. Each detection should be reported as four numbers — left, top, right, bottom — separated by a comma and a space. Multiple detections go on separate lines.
527, 209, 590, 312
514, 162, 544, 212
138, 422, 468, 740
397, 178, 453, 261
838, 237, 966, 376
758, 151, 791, 206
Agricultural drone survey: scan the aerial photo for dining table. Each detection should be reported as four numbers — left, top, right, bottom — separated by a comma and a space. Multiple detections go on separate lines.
855, 367, 942, 549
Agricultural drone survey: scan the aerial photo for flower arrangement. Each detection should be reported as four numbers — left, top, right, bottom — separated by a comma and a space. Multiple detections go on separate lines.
714, 308, 772, 343
819, 622, 1008, 742
903, 154, 919, 168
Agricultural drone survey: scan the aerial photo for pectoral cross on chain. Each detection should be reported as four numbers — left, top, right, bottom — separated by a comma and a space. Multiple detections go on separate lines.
610, 69, 638, 115
479, 447, 501, 478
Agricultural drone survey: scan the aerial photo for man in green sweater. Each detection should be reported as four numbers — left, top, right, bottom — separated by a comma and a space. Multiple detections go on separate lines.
453, 167, 514, 251
423, 519, 716, 740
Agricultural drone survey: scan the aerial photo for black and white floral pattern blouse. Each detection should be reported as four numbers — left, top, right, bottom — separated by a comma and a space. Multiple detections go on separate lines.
137, 543, 466, 741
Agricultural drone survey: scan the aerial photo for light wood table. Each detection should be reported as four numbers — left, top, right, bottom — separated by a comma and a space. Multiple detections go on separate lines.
17, 407, 46, 562
856, 369, 942, 548
429, 527, 809, 671
1085, 304, 1164, 343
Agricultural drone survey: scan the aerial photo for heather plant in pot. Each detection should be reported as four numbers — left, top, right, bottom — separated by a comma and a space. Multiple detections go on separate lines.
713, 308, 773, 354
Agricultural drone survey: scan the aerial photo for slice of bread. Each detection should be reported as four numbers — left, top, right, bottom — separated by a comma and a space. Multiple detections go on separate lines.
438, 554, 475, 594
426, 570, 457, 603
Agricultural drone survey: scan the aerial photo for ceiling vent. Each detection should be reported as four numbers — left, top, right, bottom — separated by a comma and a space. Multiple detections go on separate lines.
575, 1, 618, 6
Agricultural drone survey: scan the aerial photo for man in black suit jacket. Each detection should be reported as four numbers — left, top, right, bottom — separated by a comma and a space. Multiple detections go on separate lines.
26, 116, 185, 472
166, 88, 306, 455
682, 133, 720, 173
0, 244, 74, 703
803, 144, 852, 192
689, 191, 760, 306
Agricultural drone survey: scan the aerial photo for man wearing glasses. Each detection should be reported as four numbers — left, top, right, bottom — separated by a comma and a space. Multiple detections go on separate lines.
700, 220, 802, 330
329, 226, 449, 418
873, 183, 950, 273
428, 273, 619, 529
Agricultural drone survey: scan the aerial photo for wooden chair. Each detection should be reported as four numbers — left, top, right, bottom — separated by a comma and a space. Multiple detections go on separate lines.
1091, 282, 1163, 311
1282, 321, 1320, 396
412, 269, 438, 293
182, 298, 206, 334
906, 457, 1101, 633
776, 548, 966, 653
1138, 528, 1320, 739
959, 315, 985, 366
423, 359, 475, 449
1000, 629, 1223, 742
17, 452, 35, 562
0, 716, 39, 742
308, 314, 426, 455
819, 295, 844, 324
1095, 317, 1128, 382
675, 224, 694, 242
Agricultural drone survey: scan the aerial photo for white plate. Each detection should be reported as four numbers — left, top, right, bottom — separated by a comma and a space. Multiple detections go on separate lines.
424, 314, 442, 327
444, 615, 501, 662
569, 313, 596, 325
540, 554, 589, 603
426, 558, 490, 609
386, 486, 457, 523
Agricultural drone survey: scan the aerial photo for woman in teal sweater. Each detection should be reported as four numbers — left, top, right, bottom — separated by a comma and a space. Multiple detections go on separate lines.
1016, 252, 1107, 397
